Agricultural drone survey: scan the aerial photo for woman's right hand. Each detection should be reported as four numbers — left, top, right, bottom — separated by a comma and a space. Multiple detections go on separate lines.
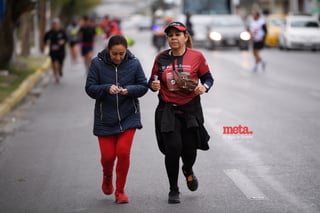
151, 80, 160, 91
109, 84, 121, 94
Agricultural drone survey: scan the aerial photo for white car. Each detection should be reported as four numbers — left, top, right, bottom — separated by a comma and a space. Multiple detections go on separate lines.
279, 15, 320, 50
206, 15, 251, 50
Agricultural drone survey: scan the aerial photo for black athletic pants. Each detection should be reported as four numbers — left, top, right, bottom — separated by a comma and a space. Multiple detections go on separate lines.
162, 114, 198, 192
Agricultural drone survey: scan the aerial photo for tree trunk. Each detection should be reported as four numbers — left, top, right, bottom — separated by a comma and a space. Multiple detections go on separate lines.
39, 0, 47, 53
0, 1, 15, 70
0, 0, 35, 70
20, 12, 32, 56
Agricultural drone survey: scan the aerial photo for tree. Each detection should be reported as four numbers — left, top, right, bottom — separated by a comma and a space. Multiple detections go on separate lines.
50, 0, 102, 23
20, 11, 32, 56
39, 0, 47, 53
0, 0, 102, 70
0, 0, 35, 70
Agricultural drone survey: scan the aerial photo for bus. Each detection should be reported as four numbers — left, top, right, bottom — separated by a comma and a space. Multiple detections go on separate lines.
181, 0, 232, 15
175, 0, 233, 46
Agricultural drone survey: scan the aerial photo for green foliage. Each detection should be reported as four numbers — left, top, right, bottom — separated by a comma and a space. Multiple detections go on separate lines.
50, 0, 102, 22
126, 37, 135, 47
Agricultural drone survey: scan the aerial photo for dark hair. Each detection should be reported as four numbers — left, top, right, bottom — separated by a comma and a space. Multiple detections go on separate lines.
253, 11, 260, 17
107, 35, 128, 49
82, 15, 89, 21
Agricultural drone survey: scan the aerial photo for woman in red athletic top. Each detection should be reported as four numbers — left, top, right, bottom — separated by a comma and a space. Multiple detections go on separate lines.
149, 21, 214, 204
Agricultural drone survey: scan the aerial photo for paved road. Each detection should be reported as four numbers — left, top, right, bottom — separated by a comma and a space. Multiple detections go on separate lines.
0, 28, 320, 213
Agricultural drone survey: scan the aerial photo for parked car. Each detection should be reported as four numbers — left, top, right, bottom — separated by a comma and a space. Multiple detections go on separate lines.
278, 15, 320, 50
137, 16, 152, 31
122, 15, 152, 31
265, 14, 286, 47
176, 14, 213, 47
205, 15, 251, 50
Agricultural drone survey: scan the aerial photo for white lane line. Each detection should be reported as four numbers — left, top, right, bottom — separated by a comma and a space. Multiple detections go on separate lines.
224, 169, 267, 200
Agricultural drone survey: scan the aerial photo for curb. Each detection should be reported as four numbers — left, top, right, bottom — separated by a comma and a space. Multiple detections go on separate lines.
0, 58, 51, 119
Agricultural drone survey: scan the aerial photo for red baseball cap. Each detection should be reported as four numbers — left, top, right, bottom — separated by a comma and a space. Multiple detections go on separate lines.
164, 22, 187, 34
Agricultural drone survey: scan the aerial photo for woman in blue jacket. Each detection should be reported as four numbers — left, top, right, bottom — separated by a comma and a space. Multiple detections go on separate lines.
85, 35, 148, 204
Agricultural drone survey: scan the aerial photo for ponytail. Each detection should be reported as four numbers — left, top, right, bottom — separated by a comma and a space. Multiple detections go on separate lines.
185, 31, 193, 48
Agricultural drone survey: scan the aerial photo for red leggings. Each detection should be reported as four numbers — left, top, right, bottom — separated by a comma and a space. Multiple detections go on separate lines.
98, 129, 136, 193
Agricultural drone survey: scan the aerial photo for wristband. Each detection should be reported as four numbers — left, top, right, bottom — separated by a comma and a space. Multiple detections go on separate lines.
203, 83, 209, 91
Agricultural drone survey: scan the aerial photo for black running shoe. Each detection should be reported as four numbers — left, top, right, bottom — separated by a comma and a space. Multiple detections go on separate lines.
182, 167, 198, 191
168, 191, 180, 204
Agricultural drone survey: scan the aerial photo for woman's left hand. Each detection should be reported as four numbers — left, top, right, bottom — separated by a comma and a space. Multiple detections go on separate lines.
194, 85, 206, 95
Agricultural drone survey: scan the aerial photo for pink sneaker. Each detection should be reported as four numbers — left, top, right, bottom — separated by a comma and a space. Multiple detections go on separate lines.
115, 191, 129, 204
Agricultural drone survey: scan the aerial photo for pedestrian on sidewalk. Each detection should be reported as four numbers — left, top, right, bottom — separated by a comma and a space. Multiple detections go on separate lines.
85, 35, 148, 204
249, 11, 267, 72
78, 15, 96, 73
185, 12, 194, 37
43, 18, 68, 83
148, 21, 213, 204
66, 18, 80, 63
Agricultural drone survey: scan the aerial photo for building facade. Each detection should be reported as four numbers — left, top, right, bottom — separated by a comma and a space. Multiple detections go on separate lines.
236, 0, 320, 16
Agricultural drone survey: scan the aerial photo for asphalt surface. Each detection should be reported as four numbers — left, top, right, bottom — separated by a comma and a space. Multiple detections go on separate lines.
0, 27, 320, 213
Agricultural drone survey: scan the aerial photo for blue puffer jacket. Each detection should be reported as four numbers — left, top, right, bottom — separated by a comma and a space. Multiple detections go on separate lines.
85, 49, 148, 136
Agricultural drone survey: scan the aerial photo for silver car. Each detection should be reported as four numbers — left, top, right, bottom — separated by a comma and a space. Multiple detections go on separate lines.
205, 15, 251, 50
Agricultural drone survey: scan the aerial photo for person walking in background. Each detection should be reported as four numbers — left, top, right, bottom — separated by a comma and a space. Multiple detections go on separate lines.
66, 18, 80, 63
85, 35, 148, 204
100, 17, 122, 46
100, 15, 111, 43
100, 15, 111, 37
148, 22, 213, 204
249, 11, 267, 72
185, 12, 194, 37
44, 18, 68, 83
108, 18, 123, 37
78, 15, 96, 73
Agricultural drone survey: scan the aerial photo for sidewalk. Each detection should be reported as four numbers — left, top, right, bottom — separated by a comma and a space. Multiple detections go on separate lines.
0, 57, 51, 119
